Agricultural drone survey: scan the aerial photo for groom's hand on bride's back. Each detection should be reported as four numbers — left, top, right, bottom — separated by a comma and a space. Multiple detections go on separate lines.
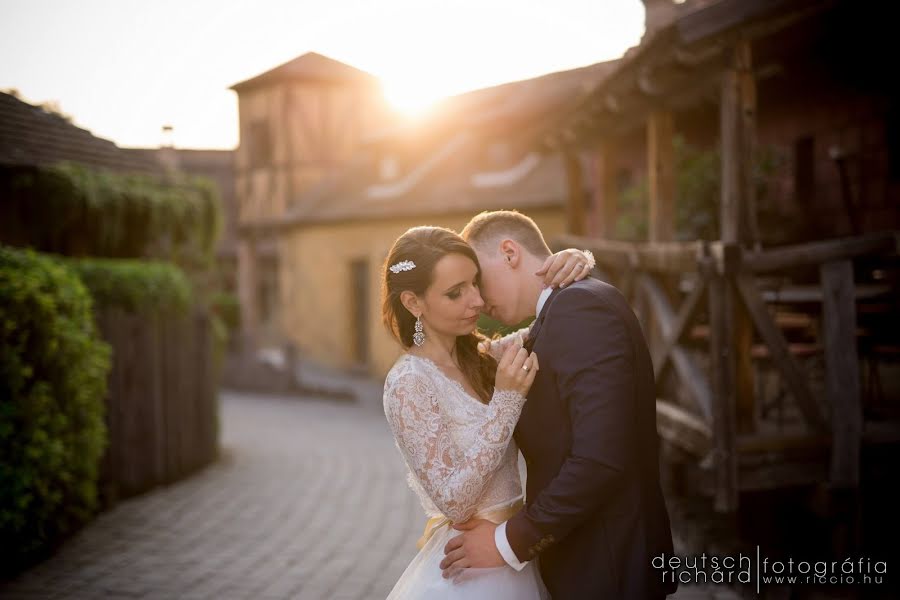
440, 519, 504, 578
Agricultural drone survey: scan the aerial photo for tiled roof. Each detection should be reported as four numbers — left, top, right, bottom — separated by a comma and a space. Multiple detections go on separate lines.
271, 59, 615, 226
0, 91, 161, 174
365, 59, 620, 143
230, 52, 378, 92
279, 141, 583, 227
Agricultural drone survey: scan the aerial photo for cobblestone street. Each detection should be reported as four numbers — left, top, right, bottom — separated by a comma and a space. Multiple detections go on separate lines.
1, 389, 739, 599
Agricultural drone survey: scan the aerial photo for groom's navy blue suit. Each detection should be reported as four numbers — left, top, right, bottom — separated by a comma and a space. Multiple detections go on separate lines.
509, 276, 677, 599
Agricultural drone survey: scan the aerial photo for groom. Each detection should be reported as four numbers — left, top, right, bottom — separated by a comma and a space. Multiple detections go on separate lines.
441, 210, 677, 599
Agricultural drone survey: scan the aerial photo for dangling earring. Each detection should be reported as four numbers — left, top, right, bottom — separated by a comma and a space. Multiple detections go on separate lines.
413, 315, 426, 347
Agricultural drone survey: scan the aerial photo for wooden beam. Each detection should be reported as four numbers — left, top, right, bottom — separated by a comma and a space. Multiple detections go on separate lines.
637, 66, 662, 96
719, 40, 758, 436
656, 400, 713, 457
737, 39, 761, 249
720, 40, 751, 245
734, 273, 828, 432
735, 300, 755, 435
563, 150, 587, 236
553, 235, 704, 274
647, 110, 675, 243
708, 270, 739, 512
594, 141, 619, 239
653, 272, 708, 382
639, 274, 714, 423
742, 231, 900, 273
738, 459, 829, 492
821, 260, 861, 487
737, 431, 831, 454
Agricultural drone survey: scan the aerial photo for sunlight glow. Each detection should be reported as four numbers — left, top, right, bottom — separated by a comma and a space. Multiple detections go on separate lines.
382, 81, 442, 116
0, 0, 645, 148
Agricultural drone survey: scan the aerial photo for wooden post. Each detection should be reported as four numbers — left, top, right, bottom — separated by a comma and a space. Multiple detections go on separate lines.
738, 42, 760, 250
720, 39, 756, 435
647, 110, 675, 243
821, 260, 861, 487
563, 150, 587, 235
708, 264, 739, 512
720, 42, 746, 244
237, 233, 260, 349
594, 140, 619, 239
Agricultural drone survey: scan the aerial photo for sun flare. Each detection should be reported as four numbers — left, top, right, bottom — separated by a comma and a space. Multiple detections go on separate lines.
382, 80, 443, 116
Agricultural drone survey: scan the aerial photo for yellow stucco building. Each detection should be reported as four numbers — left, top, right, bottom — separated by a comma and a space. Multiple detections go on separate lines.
279, 211, 568, 378
231, 52, 617, 378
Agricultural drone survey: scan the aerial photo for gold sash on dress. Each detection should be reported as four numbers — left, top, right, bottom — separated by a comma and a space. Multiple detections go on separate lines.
415, 499, 524, 549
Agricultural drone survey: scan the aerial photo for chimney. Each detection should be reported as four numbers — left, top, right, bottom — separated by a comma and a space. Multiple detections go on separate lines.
158, 124, 179, 172
641, 0, 683, 42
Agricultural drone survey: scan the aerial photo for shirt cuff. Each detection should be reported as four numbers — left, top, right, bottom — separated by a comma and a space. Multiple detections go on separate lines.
495, 520, 529, 571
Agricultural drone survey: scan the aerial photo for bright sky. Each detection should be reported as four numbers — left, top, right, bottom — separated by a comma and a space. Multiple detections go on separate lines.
0, 0, 645, 150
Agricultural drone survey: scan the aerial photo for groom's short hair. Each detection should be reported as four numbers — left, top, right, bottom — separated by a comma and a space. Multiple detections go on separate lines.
461, 210, 552, 258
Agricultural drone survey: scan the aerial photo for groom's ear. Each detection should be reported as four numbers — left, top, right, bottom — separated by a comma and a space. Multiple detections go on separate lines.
500, 239, 521, 267
399, 290, 421, 316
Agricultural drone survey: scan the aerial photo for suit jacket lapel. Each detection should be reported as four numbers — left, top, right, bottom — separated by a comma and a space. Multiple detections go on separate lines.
524, 286, 564, 351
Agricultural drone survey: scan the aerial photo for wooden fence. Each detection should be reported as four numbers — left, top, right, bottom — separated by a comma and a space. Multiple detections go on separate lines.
554, 230, 899, 512
94, 307, 220, 503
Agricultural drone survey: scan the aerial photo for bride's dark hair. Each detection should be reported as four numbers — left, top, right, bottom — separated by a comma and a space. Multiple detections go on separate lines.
381, 226, 498, 404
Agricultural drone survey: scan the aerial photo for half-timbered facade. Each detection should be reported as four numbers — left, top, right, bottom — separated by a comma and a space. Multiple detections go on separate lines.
230, 52, 392, 344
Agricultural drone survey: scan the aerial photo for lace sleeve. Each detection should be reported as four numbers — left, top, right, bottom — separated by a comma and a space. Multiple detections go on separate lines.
383, 368, 526, 523
485, 326, 531, 361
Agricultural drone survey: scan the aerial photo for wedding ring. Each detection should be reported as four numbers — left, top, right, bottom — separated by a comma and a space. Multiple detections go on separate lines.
522, 365, 530, 372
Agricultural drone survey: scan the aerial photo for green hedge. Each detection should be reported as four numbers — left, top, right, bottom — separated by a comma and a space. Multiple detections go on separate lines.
0, 162, 222, 264
0, 246, 111, 574
209, 290, 240, 338
64, 256, 192, 315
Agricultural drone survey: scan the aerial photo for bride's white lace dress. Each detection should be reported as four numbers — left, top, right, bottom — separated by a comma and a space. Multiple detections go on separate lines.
382, 332, 549, 600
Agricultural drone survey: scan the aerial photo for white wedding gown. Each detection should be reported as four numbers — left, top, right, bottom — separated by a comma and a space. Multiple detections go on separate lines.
382, 336, 549, 600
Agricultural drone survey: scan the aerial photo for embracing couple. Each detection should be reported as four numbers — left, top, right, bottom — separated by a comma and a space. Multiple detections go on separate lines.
381, 210, 677, 599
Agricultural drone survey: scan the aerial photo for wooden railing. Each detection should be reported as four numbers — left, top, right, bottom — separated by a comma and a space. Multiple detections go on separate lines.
553, 231, 899, 511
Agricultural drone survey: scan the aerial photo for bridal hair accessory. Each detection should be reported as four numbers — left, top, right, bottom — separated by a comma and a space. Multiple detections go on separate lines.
413, 316, 426, 346
390, 260, 416, 274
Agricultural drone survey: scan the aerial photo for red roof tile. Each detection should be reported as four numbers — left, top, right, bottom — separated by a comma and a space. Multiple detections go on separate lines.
0, 91, 161, 174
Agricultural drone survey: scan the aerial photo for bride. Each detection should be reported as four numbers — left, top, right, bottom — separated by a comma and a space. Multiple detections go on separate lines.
380, 226, 592, 599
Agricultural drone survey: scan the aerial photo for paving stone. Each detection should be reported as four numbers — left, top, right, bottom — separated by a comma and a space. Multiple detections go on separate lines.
0, 388, 744, 600
1, 391, 421, 600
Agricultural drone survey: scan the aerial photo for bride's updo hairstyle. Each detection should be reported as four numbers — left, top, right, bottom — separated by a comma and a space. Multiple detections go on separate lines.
381, 226, 498, 404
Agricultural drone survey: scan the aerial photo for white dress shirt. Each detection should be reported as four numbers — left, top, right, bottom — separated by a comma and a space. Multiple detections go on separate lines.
494, 285, 554, 570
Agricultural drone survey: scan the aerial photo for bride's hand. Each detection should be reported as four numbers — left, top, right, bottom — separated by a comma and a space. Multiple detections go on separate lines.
535, 248, 595, 289
494, 344, 538, 396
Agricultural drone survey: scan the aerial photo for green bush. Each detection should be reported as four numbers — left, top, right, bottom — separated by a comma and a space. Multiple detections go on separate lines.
616, 135, 719, 242
0, 162, 222, 266
0, 246, 111, 574
209, 290, 240, 334
615, 136, 784, 242
64, 256, 192, 315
